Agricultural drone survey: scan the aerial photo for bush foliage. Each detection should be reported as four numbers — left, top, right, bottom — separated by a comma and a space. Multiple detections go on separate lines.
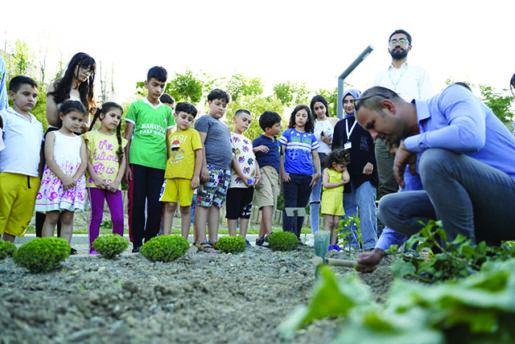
216, 236, 246, 254
268, 231, 299, 252
0, 241, 17, 260
13, 237, 70, 273
92, 234, 129, 259
140, 235, 189, 262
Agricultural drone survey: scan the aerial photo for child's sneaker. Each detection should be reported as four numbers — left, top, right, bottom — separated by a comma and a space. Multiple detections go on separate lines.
255, 237, 265, 246
328, 244, 342, 252
245, 239, 252, 248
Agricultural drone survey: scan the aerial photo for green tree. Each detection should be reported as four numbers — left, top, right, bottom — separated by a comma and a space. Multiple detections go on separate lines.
293, 82, 309, 105
273, 82, 294, 106
273, 81, 309, 107
10, 40, 32, 76
226, 96, 285, 141
2, 39, 47, 129
135, 81, 146, 97
479, 85, 514, 124
226, 74, 264, 102
165, 69, 204, 104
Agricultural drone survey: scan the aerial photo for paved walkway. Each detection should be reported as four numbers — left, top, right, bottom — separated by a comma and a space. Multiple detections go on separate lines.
14, 233, 316, 256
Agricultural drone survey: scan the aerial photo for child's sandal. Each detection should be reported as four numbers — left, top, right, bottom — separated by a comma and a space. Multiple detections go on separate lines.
196, 241, 215, 253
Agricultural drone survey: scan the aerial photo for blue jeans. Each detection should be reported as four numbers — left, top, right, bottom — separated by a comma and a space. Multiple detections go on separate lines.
309, 162, 325, 234
283, 173, 312, 238
343, 180, 378, 250
379, 149, 515, 243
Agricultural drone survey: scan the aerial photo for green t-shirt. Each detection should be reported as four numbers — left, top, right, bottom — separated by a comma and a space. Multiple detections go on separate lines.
125, 99, 175, 170
164, 128, 202, 179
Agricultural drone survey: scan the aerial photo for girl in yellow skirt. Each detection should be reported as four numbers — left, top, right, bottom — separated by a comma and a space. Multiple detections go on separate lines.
321, 148, 350, 250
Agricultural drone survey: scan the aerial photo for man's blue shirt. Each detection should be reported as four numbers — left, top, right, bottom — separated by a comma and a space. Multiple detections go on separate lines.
405, 84, 515, 178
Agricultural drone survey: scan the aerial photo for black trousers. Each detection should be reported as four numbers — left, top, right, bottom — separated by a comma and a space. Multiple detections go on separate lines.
282, 173, 312, 238
130, 164, 164, 248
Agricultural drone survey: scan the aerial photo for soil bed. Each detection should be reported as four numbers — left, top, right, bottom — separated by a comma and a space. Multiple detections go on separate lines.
0, 246, 393, 343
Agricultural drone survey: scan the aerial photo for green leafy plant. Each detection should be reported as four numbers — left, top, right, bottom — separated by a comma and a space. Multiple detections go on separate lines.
268, 231, 299, 251
13, 237, 70, 273
337, 216, 363, 254
100, 219, 113, 229
280, 260, 515, 343
216, 236, 246, 254
140, 235, 189, 262
0, 241, 17, 259
390, 220, 515, 283
92, 234, 129, 259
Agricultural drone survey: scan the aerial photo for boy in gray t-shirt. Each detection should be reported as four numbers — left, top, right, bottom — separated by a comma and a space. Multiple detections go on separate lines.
193, 89, 232, 252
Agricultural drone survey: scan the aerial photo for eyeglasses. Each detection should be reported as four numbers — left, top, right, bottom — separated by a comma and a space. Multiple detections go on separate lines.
80, 65, 94, 75
389, 38, 408, 46
354, 93, 391, 110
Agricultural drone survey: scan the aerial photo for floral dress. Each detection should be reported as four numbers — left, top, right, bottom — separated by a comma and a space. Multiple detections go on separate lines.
35, 131, 86, 212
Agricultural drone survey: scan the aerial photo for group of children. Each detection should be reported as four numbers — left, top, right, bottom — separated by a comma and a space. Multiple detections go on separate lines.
0, 64, 355, 254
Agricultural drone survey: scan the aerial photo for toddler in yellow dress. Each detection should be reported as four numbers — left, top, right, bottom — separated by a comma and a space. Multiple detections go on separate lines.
321, 148, 350, 250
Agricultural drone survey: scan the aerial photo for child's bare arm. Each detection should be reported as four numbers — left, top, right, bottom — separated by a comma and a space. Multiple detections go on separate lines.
198, 132, 209, 182
191, 148, 203, 189
253, 145, 269, 153
310, 149, 321, 188
322, 169, 346, 189
343, 168, 350, 184
108, 153, 127, 192
166, 128, 173, 161
280, 145, 290, 183
85, 144, 108, 189
254, 163, 261, 185
123, 122, 134, 183
73, 138, 88, 182
322, 169, 331, 188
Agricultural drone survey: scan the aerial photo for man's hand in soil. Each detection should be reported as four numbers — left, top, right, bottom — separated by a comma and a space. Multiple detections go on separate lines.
355, 248, 385, 273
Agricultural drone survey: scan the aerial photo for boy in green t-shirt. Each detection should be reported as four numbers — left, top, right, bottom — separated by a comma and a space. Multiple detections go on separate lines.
123, 66, 175, 253
160, 102, 202, 239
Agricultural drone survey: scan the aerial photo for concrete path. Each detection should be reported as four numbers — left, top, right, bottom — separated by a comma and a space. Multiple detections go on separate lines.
14, 233, 316, 256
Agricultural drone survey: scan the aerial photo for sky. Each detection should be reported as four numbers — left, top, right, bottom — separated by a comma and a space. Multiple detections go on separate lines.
1, 0, 514, 105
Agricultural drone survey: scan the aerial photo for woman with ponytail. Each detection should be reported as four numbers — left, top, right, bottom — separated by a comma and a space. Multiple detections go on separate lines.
82, 102, 127, 254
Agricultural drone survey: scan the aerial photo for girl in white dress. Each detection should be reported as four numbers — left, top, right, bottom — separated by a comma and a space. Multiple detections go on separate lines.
36, 101, 88, 249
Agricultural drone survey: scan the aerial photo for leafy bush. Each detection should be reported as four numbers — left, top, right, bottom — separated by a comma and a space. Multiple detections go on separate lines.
92, 234, 129, 259
13, 237, 70, 273
216, 236, 246, 254
140, 235, 189, 262
0, 241, 17, 259
268, 231, 298, 252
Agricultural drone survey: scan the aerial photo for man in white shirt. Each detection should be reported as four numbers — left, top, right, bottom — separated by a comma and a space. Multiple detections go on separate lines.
374, 29, 433, 200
